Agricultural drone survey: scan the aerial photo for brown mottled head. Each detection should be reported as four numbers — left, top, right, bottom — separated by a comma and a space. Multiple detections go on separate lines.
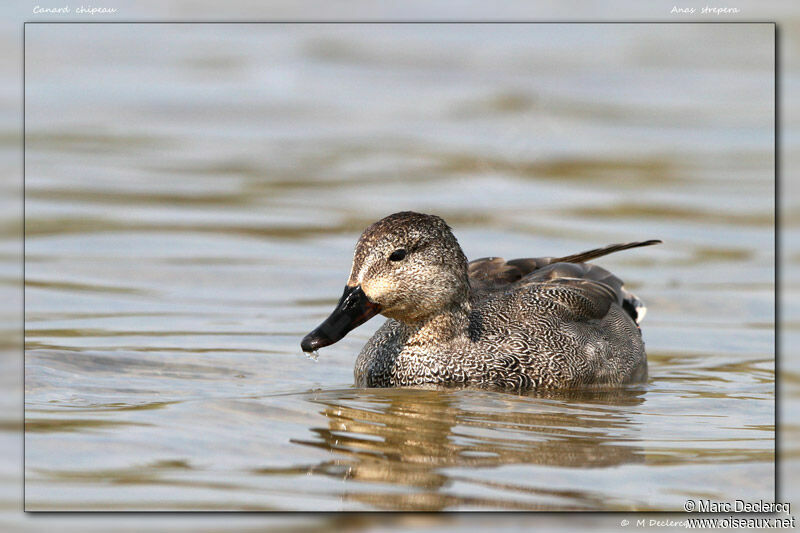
301, 211, 469, 352
349, 212, 469, 321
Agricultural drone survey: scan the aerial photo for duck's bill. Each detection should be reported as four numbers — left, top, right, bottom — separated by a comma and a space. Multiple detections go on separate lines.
301, 285, 382, 353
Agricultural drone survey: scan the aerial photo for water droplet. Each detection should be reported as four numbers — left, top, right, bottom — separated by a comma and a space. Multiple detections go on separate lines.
304, 350, 320, 362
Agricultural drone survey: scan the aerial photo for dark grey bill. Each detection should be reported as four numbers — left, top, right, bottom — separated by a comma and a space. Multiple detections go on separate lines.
301, 285, 382, 353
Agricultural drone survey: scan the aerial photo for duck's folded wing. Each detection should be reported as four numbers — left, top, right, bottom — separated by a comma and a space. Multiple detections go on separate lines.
469, 258, 622, 316
518, 263, 622, 320
468, 240, 659, 291
468, 256, 552, 290
468, 240, 660, 323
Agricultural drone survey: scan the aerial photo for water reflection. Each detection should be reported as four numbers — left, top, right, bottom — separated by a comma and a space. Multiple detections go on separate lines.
258, 387, 647, 510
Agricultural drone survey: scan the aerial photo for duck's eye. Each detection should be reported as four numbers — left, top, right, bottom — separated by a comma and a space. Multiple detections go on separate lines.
389, 249, 407, 262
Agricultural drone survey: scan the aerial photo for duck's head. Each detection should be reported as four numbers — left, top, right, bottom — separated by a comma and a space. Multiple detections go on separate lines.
301, 211, 469, 353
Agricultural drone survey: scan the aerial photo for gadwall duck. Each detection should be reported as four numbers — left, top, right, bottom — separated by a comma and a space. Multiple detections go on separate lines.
301, 212, 660, 390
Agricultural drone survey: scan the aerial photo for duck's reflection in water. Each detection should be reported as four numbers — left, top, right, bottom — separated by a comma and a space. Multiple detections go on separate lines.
257, 386, 648, 510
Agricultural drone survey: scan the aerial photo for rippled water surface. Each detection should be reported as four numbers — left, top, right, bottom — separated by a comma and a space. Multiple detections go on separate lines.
24, 23, 774, 510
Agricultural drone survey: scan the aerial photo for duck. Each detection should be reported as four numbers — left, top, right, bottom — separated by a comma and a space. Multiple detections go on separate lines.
301, 211, 660, 390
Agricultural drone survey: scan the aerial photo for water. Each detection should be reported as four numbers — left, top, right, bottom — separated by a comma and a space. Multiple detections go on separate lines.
23, 23, 774, 511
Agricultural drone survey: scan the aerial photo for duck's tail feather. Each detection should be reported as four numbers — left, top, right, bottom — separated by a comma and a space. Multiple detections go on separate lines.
552, 240, 662, 265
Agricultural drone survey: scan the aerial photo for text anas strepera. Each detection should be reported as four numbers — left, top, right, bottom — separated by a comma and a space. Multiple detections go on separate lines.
301, 212, 660, 390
